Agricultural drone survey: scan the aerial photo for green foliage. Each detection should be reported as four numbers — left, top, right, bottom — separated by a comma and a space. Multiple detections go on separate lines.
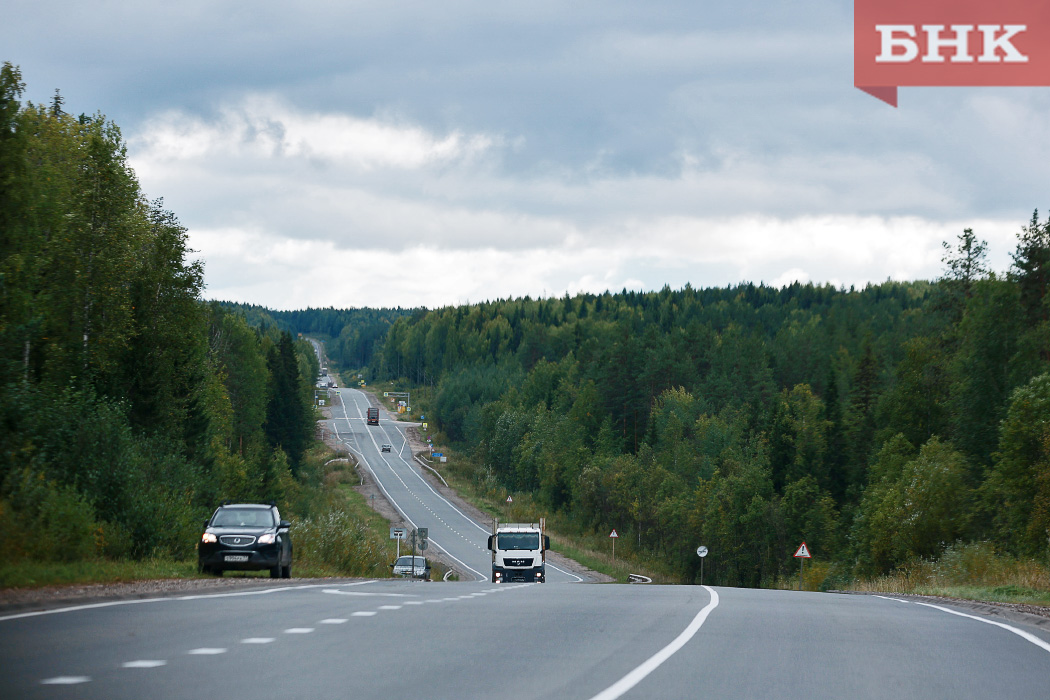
0, 469, 97, 562
852, 436, 971, 574
0, 67, 319, 572
984, 373, 1050, 556
292, 212, 1047, 586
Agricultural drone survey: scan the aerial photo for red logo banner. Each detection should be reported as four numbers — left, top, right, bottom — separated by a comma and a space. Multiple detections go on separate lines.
855, 0, 1050, 106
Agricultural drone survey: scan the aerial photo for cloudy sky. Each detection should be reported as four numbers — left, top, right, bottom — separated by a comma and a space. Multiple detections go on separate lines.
6, 1, 1049, 309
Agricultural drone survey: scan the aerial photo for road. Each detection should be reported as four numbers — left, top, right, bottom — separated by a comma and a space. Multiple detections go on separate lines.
4, 581, 1050, 699
326, 386, 584, 583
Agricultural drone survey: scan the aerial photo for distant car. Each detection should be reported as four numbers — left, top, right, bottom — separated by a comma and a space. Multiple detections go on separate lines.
381, 444, 392, 452
391, 555, 430, 579
198, 503, 292, 578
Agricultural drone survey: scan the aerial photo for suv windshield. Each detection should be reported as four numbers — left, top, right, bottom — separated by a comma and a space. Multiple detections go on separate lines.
212, 509, 274, 528
497, 533, 539, 551
396, 556, 425, 566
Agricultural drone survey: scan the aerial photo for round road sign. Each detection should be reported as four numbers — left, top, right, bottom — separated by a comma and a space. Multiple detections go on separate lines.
697, 546, 708, 558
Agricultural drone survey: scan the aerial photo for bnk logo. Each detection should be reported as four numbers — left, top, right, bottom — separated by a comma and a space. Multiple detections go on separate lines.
855, 0, 1050, 106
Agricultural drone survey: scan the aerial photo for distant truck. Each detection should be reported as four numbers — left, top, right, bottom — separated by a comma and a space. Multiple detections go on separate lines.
487, 520, 549, 583
367, 407, 380, 425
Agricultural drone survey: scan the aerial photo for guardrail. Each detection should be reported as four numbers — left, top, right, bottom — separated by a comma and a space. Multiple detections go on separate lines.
414, 456, 450, 488
628, 574, 652, 584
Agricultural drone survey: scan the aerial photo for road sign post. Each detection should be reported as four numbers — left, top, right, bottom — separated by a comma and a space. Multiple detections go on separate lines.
610, 529, 619, 560
794, 542, 811, 591
390, 527, 406, 558
697, 545, 708, 585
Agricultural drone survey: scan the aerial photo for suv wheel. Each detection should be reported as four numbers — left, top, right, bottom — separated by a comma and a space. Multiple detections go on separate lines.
282, 564, 292, 579
270, 563, 281, 578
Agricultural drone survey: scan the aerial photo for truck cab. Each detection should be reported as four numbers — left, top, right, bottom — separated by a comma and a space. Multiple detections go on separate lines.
367, 407, 379, 425
487, 521, 549, 583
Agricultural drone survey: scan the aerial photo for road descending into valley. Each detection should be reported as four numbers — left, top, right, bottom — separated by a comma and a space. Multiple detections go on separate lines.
327, 387, 584, 583
4, 581, 1050, 699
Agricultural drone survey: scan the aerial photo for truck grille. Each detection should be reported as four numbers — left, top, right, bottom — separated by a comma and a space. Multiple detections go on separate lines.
219, 535, 256, 547
505, 558, 534, 567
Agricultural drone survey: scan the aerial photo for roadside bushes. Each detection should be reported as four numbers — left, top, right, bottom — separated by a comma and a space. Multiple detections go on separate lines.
292, 507, 389, 575
0, 469, 97, 562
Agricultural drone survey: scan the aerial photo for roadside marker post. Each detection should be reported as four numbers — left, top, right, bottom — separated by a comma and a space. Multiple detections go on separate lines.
794, 542, 811, 591
697, 545, 708, 586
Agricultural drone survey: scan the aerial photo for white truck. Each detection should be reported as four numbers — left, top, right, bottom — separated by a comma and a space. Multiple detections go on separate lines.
487, 520, 550, 583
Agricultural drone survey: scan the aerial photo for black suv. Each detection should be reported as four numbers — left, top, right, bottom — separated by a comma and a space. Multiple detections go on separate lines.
198, 503, 293, 578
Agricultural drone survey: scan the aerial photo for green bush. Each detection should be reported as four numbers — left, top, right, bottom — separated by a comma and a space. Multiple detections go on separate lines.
292, 507, 390, 575
0, 469, 97, 562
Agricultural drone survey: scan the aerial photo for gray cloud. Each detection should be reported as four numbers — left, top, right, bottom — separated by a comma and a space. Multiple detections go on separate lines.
5, 1, 1045, 308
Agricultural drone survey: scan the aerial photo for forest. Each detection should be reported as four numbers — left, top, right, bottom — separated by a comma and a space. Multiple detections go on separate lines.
303, 225, 1050, 587
0, 63, 319, 562
3, 58, 1048, 590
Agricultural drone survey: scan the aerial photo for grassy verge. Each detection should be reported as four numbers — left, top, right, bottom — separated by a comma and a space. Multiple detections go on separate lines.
840, 543, 1050, 605
773, 542, 1050, 607
0, 558, 203, 589
435, 451, 667, 583
0, 442, 404, 590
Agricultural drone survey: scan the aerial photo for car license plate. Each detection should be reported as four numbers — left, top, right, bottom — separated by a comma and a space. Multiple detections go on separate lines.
224, 555, 249, 562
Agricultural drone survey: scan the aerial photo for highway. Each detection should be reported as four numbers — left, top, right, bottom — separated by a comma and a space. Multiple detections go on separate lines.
4, 581, 1050, 699
327, 387, 584, 583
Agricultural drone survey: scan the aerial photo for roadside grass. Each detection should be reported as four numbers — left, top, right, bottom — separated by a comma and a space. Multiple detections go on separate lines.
772, 542, 1050, 607
840, 543, 1050, 605
0, 558, 203, 589
436, 451, 667, 583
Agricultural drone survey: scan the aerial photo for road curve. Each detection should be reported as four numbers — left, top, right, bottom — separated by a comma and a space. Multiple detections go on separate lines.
4, 582, 1050, 699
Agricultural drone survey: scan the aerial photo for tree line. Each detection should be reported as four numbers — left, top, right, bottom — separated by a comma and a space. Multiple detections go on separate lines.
296, 223, 1050, 586
0, 63, 317, 561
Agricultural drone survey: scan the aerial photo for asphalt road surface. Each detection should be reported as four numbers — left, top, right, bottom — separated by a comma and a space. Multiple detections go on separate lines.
327, 387, 584, 583
4, 581, 1050, 699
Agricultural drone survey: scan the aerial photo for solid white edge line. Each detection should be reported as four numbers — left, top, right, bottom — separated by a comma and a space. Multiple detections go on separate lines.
345, 390, 585, 584
913, 601, 1050, 655
339, 390, 488, 581
587, 586, 720, 700
0, 580, 376, 623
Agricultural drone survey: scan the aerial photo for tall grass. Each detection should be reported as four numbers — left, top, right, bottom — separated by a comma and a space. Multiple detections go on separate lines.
843, 542, 1050, 604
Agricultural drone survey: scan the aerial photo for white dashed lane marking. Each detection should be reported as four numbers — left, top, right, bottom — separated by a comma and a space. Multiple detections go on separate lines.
37, 581, 535, 687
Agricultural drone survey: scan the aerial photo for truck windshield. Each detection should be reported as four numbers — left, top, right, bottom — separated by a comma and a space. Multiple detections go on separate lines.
498, 533, 539, 550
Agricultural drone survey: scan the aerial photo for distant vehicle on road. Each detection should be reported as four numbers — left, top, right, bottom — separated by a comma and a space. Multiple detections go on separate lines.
381, 444, 392, 452
198, 503, 292, 578
367, 407, 380, 425
391, 555, 430, 579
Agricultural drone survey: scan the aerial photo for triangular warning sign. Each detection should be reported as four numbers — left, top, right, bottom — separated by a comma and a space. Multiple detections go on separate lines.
609, 529, 619, 538
794, 542, 811, 558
